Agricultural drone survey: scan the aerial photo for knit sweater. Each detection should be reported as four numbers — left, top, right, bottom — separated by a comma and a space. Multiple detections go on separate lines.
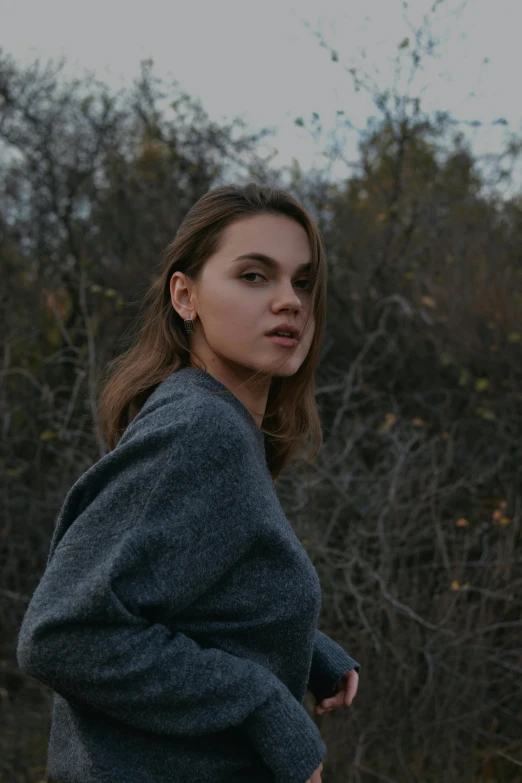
16, 366, 360, 783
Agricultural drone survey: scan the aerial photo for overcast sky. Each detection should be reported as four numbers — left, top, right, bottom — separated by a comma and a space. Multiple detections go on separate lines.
1, 0, 521, 190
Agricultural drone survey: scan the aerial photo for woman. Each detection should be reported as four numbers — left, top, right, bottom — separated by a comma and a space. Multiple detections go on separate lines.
17, 183, 360, 783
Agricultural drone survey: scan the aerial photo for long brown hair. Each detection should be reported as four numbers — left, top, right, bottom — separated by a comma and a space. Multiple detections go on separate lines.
97, 182, 328, 481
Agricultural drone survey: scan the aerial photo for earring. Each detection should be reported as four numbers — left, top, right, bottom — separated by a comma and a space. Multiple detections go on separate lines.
184, 317, 195, 333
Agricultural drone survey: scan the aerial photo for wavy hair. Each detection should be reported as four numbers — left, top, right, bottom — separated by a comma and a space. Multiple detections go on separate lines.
97, 182, 328, 481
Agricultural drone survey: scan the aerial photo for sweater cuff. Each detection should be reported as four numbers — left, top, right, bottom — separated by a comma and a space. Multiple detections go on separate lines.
242, 690, 326, 783
308, 631, 360, 704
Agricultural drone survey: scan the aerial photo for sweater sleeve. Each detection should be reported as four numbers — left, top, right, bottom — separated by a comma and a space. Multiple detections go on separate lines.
16, 407, 326, 783
307, 629, 361, 704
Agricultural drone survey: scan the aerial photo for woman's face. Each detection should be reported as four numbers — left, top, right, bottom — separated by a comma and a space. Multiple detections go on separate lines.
171, 213, 316, 380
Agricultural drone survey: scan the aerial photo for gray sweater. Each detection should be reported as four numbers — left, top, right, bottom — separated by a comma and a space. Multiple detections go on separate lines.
16, 366, 360, 783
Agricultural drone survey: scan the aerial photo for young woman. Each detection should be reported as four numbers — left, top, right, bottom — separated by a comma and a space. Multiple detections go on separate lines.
17, 183, 360, 783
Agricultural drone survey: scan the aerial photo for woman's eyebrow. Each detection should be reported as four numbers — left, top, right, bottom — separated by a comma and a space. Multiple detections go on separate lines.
232, 253, 312, 273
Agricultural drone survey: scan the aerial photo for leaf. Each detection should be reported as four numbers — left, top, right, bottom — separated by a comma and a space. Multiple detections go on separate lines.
451, 580, 470, 591
40, 430, 57, 441
399, 37, 409, 49
331, 50, 338, 62
458, 369, 469, 387
455, 518, 469, 528
475, 407, 496, 420
420, 296, 436, 309
378, 413, 397, 434
507, 331, 521, 343
475, 378, 489, 392
6, 467, 24, 477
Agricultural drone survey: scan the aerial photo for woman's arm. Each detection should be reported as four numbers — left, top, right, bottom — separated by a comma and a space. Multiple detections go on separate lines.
17, 407, 325, 783
307, 628, 360, 704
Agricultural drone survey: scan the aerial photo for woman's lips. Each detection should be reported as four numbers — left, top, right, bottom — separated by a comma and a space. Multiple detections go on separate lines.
266, 334, 297, 347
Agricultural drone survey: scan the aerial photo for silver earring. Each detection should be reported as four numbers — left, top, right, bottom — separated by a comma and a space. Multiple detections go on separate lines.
184, 318, 195, 333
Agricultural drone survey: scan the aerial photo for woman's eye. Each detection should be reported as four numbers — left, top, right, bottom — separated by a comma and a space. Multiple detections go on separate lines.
241, 273, 312, 290
241, 272, 265, 283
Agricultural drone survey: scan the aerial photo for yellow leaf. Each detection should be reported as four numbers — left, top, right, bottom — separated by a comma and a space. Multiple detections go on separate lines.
40, 430, 57, 442
378, 413, 398, 434
411, 417, 424, 427
420, 296, 436, 309
499, 516, 511, 526
475, 407, 496, 420
6, 467, 24, 477
475, 378, 489, 392
458, 369, 469, 387
507, 331, 521, 343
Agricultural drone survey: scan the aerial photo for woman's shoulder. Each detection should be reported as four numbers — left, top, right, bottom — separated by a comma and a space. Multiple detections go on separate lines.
54, 377, 248, 538
119, 372, 250, 454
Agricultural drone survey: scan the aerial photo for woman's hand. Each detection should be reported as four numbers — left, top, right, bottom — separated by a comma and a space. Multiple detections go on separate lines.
306, 760, 323, 782
305, 669, 359, 781
314, 669, 359, 715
